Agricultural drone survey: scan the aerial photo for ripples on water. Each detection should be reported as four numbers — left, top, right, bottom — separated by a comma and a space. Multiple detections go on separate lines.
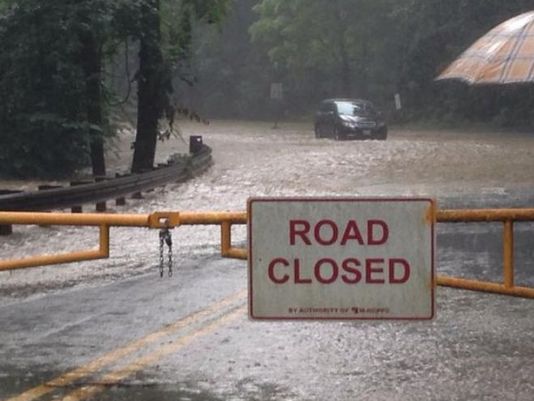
1, 122, 534, 400
2, 121, 534, 291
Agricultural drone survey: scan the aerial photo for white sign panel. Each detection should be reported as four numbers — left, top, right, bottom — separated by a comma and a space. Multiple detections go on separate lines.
248, 198, 435, 320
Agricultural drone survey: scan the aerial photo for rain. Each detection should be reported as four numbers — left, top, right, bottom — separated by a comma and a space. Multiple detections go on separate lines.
1, 1, 534, 400
1, 122, 534, 400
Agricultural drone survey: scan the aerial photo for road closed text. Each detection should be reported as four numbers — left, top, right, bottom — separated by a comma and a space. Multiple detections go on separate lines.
267, 219, 411, 285
248, 198, 435, 320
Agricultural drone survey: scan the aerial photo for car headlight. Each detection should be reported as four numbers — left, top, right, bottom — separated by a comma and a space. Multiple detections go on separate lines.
341, 120, 356, 128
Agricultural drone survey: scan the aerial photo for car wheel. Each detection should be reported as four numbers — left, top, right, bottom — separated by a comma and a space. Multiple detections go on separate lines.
334, 126, 344, 140
376, 127, 388, 140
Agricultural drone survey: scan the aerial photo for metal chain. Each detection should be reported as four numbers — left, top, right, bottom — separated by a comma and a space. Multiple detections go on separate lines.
158, 229, 165, 278
166, 230, 173, 277
158, 227, 173, 278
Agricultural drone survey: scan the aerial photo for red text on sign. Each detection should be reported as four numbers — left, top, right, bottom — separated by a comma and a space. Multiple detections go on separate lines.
289, 219, 389, 246
267, 257, 410, 285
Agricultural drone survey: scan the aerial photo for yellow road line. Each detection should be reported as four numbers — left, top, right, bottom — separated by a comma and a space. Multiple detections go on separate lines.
61, 306, 245, 401
4, 290, 246, 401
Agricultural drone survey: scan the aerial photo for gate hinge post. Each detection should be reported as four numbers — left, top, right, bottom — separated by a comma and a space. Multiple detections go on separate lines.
148, 212, 180, 229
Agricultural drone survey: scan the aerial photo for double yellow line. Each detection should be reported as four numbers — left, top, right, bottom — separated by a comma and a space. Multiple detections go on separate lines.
5, 290, 247, 401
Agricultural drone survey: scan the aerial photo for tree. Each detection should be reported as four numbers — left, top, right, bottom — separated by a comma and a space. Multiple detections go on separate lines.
76, 1, 118, 177
131, 0, 167, 173
131, 0, 230, 173
250, 0, 397, 113
0, 2, 89, 177
393, 0, 534, 122
0, 0, 121, 178
0, 0, 232, 177
250, 0, 534, 126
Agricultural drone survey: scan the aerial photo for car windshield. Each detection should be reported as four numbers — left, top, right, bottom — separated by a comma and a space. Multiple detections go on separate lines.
336, 101, 376, 117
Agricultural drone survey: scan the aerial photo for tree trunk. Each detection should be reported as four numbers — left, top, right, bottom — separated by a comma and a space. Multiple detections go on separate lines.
80, 31, 106, 177
333, 1, 352, 97
339, 45, 352, 97
131, 0, 165, 173
357, 40, 369, 98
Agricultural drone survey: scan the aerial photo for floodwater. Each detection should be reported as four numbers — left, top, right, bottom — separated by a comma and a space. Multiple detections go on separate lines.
1, 121, 534, 401
2, 121, 534, 295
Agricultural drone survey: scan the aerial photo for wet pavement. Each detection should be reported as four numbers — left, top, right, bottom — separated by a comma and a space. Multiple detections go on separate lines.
0, 245, 533, 401
1, 122, 534, 400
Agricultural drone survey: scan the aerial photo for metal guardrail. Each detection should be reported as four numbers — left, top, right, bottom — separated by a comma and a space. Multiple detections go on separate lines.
0, 143, 212, 236
0, 145, 212, 212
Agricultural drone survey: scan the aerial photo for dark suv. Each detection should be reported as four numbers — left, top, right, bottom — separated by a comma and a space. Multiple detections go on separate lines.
314, 98, 387, 140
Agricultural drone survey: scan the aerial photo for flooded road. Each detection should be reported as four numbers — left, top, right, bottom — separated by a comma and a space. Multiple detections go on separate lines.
1, 121, 534, 400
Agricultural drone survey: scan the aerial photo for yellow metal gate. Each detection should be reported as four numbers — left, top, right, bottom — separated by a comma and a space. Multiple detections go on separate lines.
1, 207, 533, 299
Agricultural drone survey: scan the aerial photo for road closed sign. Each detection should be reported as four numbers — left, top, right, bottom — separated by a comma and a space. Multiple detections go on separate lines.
248, 198, 435, 320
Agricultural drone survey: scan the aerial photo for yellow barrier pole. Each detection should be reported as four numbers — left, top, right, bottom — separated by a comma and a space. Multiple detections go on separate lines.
0, 225, 110, 271
436, 276, 534, 298
503, 220, 514, 289
179, 211, 247, 225
0, 211, 248, 271
100, 225, 110, 258
0, 211, 151, 227
0, 250, 103, 271
436, 208, 534, 298
221, 221, 231, 257
220, 221, 248, 260
0, 211, 247, 228
436, 208, 534, 222
1, 208, 533, 296
225, 248, 248, 260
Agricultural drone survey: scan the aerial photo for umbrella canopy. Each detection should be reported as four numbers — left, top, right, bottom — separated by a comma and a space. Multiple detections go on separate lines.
437, 11, 534, 84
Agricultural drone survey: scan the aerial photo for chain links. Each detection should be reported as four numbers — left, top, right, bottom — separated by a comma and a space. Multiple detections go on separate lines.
158, 227, 173, 277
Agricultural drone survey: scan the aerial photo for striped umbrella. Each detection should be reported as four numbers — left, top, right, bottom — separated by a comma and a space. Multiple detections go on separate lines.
437, 11, 534, 84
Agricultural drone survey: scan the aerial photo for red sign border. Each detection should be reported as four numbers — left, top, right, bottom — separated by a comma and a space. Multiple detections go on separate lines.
247, 197, 436, 321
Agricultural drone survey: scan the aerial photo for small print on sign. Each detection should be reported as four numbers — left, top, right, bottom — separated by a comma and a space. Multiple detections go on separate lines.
248, 198, 435, 321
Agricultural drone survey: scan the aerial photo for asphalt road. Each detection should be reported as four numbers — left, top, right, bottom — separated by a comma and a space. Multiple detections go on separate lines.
1, 123, 534, 400
1, 221, 534, 401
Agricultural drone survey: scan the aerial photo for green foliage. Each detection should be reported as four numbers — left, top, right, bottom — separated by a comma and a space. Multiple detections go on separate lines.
0, 2, 91, 177
0, 0, 134, 178
244, 0, 534, 126
161, 0, 231, 93
249, 0, 399, 111
130, 0, 231, 173
3, 0, 534, 179
0, 0, 232, 177
394, 0, 534, 125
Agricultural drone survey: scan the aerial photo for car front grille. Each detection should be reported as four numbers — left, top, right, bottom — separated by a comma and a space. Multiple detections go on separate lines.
358, 121, 376, 128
